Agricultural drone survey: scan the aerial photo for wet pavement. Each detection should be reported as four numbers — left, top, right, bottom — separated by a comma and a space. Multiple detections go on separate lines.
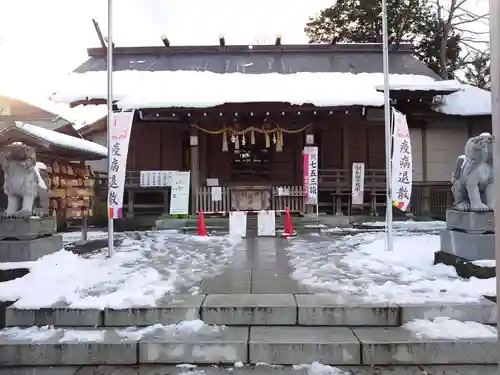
199, 237, 308, 294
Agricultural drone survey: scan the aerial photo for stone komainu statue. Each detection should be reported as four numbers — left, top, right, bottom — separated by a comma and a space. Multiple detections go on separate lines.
0, 143, 49, 218
451, 132, 494, 212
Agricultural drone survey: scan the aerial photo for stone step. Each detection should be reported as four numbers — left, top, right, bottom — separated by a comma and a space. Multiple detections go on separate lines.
3, 365, 498, 375
3, 294, 496, 328
0, 325, 496, 366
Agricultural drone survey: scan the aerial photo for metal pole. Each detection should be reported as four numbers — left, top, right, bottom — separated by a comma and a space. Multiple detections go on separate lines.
488, 0, 500, 371
382, 0, 393, 251
106, 0, 114, 258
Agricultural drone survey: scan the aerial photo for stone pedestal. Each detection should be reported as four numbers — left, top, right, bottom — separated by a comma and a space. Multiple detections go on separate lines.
436, 210, 495, 278
0, 216, 56, 240
0, 216, 61, 262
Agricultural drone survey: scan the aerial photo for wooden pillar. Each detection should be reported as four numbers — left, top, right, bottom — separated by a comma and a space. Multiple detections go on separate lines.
163, 189, 169, 214
127, 190, 135, 218
421, 123, 431, 215
190, 127, 200, 215
342, 119, 350, 169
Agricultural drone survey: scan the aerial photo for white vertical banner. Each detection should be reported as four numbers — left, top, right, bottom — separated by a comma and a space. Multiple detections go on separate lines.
351, 162, 365, 205
391, 108, 412, 211
303, 146, 319, 205
107, 111, 134, 219
229, 211, 247, 238
169, 171, 191, 215
257, 210, 276, 236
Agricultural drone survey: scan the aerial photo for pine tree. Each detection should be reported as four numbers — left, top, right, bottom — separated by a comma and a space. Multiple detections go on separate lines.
304, 0, 463, 78
463, 50, 491, 90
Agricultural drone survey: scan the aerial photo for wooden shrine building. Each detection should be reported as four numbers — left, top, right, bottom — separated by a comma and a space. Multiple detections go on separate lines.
51, 42, 492, 218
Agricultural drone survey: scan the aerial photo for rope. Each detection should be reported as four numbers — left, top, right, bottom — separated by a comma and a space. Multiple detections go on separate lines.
191, 123, 311, 135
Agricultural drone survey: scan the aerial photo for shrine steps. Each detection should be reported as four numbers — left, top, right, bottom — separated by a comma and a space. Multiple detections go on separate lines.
0, 294, 497, 366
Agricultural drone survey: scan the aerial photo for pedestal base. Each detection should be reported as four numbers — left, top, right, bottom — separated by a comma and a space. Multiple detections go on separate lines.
446, 210, 494, 233
440, 229, 494, 260
0, 216, 56, 240
0, 234, 63, 262
434, 251, 495, 279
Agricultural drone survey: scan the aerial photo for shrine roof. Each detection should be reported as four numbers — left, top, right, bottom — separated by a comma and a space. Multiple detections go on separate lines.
0, 122, 107, 160
74, 43, 438, 78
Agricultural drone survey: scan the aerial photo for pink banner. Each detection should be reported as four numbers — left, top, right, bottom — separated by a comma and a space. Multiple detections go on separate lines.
303, 152, 310, 201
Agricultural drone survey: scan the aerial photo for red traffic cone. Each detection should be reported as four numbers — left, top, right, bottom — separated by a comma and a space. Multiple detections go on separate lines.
197, 209, 208, 236
282, 207, 295, 238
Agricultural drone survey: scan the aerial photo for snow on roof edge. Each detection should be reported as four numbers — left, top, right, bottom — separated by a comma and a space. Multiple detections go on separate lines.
434, 84, 491, 117
49, 70, 491, 117
13, 122, 108, 158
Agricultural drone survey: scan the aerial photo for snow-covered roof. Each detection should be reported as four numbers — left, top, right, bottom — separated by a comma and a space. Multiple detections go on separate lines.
7, 122, 107, 158
435, 84, 491, 116
375, 80, 463, 92
66, 104, 108, 130
49, 70, 490, 117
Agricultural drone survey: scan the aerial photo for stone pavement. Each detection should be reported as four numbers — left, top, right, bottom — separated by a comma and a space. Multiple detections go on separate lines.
0, 365, 497, 375
199, 237, 307, 294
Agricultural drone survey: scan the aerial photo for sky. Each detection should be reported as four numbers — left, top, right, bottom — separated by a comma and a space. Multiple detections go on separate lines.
0, 0, 490, 100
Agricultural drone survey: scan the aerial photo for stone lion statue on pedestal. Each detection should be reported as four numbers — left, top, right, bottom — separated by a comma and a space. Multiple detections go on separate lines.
451, 132, 494, 212
0, 143, 49, 218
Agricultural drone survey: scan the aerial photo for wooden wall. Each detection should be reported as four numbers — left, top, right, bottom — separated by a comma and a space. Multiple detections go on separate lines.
319, 116, 385, 169
127, 121, 187, 171
121, 115, 388, 185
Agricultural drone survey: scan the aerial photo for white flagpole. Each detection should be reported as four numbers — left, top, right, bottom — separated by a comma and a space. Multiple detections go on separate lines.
382, 0, 393, 251
488, 0, 500, 370
106, 0, 114, 258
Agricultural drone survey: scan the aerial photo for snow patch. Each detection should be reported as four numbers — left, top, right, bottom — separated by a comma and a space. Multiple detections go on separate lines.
0, 320, 226, 343
357, 220, 446, 230
0, 231, 241, 309
403, 317, 497, 339
288, 231, 495, 303
0, 326, 58, 341
59, 329, 106, 343
0, 261, 33, 270
472, 259, 496, 268
293, 362, 349, 375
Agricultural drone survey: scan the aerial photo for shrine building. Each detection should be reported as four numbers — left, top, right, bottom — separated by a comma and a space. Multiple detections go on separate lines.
50, 41, 492, 219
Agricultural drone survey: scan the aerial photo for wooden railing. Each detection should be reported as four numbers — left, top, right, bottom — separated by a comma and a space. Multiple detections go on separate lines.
195, 185, 305, 215
319, 168, 386, 191
271, 185, 305, 213
196, 186, 231, 214
95, 169, 452, 217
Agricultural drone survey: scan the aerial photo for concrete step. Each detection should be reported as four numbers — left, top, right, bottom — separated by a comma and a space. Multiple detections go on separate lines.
0, 325, 496, 366
3, 294, 496, 328
2, 365, 498, 375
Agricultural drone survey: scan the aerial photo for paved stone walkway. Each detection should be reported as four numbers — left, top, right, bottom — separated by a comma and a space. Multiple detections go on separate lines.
199, 237, 307, 294
0, 365, 496, 375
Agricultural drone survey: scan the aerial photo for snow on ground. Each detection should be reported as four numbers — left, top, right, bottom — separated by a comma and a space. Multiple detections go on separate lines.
356, 220, 446, 230
61, 229, 110, 244
473, 259, 496, 267
294, 362, 349, 375
0, 231, 241, 309
0, 319, 222, 342
287, 230, 495, 304
0, 261, 33, 270
403, 317, 497, 340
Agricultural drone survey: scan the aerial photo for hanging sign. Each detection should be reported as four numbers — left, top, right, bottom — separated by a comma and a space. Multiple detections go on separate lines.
108, 111, 135, 219
303, 146, 319, 205
351, 162, 365, 205
391, 108, 412, 211
169, 171, 191, 215
140, 171, 174, 187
